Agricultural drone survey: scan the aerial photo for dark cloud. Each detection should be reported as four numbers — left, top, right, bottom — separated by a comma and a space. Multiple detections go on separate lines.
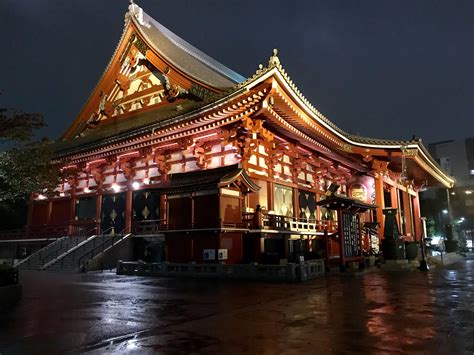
1, 0, 472, 143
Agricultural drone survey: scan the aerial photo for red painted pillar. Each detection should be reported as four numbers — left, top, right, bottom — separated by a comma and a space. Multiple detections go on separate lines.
125, 180, 133, 234
95, 183, 103, 235
68, 185, 76, 237
46, 200, 53, 226
267, 181, 274, 212
402, 189, 413, 240
374, 174, 385, 239
412, 191, 422, 241
293, 187, 299, 220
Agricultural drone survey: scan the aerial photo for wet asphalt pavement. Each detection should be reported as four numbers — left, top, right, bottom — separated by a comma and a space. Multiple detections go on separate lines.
1, 256, 473, 355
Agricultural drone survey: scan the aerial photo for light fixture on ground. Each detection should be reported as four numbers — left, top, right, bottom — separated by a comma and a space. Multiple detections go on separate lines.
442, 209, 448, 214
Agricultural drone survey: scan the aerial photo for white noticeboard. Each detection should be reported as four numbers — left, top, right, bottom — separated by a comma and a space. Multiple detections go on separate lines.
218, 249, 228, 260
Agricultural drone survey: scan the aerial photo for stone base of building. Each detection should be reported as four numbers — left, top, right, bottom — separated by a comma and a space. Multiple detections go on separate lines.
428, 252, 465, 267
116, 259, 325, 282
380, 259, 420, 271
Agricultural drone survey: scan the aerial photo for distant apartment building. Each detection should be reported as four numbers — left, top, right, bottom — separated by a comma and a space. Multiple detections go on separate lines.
422, 137, 474, 239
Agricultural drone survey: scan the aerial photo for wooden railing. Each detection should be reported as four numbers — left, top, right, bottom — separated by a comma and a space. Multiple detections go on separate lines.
0, 221, 98, 241
71, 221, 97, 237
0, 224, 70, 240
0, 228, 28, 241
1, 213, 338, 240
132, 219, 165, 235
243, 212, 338, 233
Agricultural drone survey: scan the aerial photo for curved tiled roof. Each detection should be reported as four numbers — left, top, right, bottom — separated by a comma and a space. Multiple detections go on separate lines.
233, 50, 454, 186
236, 51, 421, 148
128, 3, 245, 89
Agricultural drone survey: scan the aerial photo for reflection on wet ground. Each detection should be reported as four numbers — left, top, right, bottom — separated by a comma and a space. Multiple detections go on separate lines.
1, 255, 473, 354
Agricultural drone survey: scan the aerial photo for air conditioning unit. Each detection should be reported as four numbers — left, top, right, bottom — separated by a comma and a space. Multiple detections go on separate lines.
203, 249, 215, 261
218, 249, 228, 260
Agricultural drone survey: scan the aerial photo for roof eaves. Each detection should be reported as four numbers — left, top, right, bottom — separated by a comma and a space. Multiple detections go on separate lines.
54, 83, 250, 158
238, 50, 455, 187
128, 3, 245, 88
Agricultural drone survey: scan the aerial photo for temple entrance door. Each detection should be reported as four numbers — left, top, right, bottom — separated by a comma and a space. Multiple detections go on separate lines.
101, 193, 126, 235
132, 189, 161, 233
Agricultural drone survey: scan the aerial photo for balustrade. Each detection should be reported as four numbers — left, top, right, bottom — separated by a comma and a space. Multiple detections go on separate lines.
132, 219, 165, 235
243, 211, 338, 233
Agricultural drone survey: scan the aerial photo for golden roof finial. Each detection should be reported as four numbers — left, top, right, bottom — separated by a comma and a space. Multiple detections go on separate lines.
268, 48, 280, 67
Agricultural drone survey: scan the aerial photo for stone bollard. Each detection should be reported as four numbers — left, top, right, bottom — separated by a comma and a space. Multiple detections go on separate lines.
116, 260, 123, 274
299, 261, 307, 281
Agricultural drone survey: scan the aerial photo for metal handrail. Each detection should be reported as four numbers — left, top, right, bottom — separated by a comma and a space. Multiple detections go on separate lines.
41, 234, 90, 266
15, 236, 66, 268
77, 226, 132, 271
57, 231, 111, 269
18, 225, 98, 269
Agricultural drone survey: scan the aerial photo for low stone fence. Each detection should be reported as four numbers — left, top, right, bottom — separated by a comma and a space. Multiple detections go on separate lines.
117, 259, 325, 282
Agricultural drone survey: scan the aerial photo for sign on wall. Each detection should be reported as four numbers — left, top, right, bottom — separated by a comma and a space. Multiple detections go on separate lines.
350, 184, 367, 202
203, 249, 216, 260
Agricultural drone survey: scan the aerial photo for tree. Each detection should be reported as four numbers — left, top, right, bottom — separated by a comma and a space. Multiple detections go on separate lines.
0, 106, 45, 143
0, 140, 60, 201
0, 101, 61, 228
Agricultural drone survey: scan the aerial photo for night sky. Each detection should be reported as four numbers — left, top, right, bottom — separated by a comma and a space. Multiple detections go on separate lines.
1, 0, 472, 144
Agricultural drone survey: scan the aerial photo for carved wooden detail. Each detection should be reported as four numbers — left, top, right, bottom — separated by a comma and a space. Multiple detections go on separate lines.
92, 164, 107, 186
119, 156, 136, 180
372, 159, 390, 174
193, 141, 212, 169
177, 136, 194, 151
154, 151, 171, 179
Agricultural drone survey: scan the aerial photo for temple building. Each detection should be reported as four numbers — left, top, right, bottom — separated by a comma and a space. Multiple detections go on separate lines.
23, 3, 454, 269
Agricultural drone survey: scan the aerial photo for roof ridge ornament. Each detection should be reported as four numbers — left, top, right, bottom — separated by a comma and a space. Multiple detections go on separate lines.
126, 1, 151, 29
268, 48, 280, 68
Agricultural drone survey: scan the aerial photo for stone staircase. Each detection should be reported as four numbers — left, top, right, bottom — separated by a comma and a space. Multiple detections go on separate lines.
44, 234, 130, 272
16, 236, 88, 270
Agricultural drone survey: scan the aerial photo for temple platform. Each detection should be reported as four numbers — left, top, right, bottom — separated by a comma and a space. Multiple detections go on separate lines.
428, 252, 465, 267
380, 259, 420, 271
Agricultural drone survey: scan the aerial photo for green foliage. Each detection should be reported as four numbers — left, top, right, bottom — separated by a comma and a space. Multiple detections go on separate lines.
0, 106, 45, 143
426, 216, 437, 237
0, 140, 60, 202
0, 101, 61, 205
